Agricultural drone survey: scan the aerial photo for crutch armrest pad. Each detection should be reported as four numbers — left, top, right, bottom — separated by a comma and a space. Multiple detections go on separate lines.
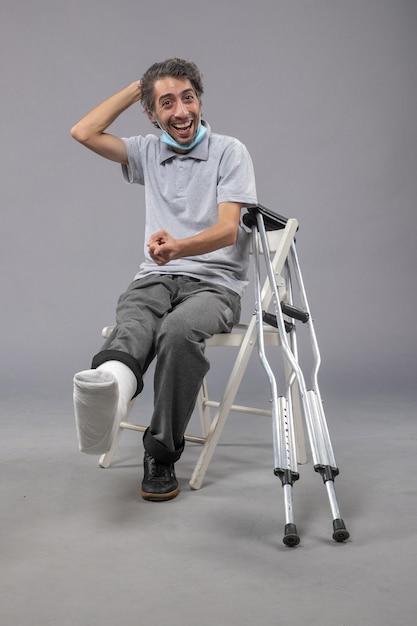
243, 204, 290, 231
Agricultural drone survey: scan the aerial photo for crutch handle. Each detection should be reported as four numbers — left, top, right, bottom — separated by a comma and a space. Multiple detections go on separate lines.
262, 305, 309, 332
281, 303, 310, 323
263, 311, 294, 334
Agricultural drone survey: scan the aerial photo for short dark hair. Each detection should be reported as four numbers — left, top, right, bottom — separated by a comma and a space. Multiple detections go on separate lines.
140, 58, 204, 113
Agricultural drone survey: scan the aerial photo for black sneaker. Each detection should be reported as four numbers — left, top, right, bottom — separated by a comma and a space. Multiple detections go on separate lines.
141, 452, 180, 501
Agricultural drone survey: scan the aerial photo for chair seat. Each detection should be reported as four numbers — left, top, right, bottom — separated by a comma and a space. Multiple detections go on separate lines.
206, 324, 281, 347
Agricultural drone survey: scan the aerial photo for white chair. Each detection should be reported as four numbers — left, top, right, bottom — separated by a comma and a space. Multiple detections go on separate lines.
98, 216, 308, 489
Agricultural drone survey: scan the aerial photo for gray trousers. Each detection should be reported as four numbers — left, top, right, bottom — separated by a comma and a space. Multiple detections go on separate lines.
92, 274, 241, 464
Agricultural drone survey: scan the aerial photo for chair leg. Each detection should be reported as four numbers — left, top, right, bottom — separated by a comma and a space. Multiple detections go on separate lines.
189, 404, 230, 490
197, 378, 212, 438
190, 323, 258, 490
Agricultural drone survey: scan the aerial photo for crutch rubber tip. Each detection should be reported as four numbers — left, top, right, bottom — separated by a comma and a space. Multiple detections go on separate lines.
283, 524, 300, 547
332, 518, 350, 542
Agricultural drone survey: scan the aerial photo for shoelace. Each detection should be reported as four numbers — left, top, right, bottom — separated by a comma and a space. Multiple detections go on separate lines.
146, 455, 171, 479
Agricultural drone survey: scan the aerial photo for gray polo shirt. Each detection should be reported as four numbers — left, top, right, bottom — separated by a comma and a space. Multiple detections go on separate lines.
121, 122, 257, 296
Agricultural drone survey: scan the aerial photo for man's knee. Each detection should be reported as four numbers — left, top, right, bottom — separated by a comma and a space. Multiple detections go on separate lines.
159, 314, 195, 348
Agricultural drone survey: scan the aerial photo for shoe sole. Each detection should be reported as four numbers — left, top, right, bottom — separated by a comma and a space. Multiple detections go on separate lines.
141, 487, 180, 502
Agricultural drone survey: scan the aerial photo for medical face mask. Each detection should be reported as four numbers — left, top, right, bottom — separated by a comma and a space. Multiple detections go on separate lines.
160, 123, 207, 151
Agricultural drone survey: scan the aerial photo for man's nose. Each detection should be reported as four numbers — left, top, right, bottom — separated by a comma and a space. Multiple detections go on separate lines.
173, 99, 188, 117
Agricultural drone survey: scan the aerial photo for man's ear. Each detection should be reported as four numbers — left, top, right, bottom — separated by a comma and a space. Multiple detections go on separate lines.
146, 109, 159, 127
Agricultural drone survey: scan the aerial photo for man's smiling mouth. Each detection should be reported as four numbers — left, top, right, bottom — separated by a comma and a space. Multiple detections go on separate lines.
172, 120, 193, 132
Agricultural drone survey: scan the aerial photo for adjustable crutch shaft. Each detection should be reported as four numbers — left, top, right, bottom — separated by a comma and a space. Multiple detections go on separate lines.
251, 223, 300, 547
288, 241, 350, 542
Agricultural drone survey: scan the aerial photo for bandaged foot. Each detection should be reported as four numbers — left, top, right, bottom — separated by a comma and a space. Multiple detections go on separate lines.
73, 361, 137, 455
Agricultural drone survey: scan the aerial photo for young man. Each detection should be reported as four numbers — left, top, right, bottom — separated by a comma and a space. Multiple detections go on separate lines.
71, 58, 257, 501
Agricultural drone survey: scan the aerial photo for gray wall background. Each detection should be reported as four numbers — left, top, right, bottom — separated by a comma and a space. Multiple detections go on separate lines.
1, 0, 416, 402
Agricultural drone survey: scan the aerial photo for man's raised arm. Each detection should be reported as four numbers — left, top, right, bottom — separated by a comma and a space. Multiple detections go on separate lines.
70, 81, 142, 164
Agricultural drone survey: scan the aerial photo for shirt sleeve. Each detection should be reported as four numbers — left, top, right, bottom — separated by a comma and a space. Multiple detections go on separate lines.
216, 139, 257, 206
120, 136, 145, 185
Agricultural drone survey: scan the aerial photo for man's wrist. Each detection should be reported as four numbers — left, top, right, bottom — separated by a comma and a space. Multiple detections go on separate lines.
127, 80, 142, 104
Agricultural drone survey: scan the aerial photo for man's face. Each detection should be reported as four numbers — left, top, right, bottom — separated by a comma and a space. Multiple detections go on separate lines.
148, 77, 201, 148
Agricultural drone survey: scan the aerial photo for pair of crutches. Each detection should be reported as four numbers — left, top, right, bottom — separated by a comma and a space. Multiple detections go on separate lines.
243, 206, 349, 547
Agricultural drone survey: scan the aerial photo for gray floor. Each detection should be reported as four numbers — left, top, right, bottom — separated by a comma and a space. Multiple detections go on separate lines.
1, 389, 416, 626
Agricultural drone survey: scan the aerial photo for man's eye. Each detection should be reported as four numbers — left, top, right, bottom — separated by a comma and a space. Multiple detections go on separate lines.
162, 100, 172, 107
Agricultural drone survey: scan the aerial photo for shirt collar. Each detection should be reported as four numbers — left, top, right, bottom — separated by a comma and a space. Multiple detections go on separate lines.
159, 120, 211, 164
